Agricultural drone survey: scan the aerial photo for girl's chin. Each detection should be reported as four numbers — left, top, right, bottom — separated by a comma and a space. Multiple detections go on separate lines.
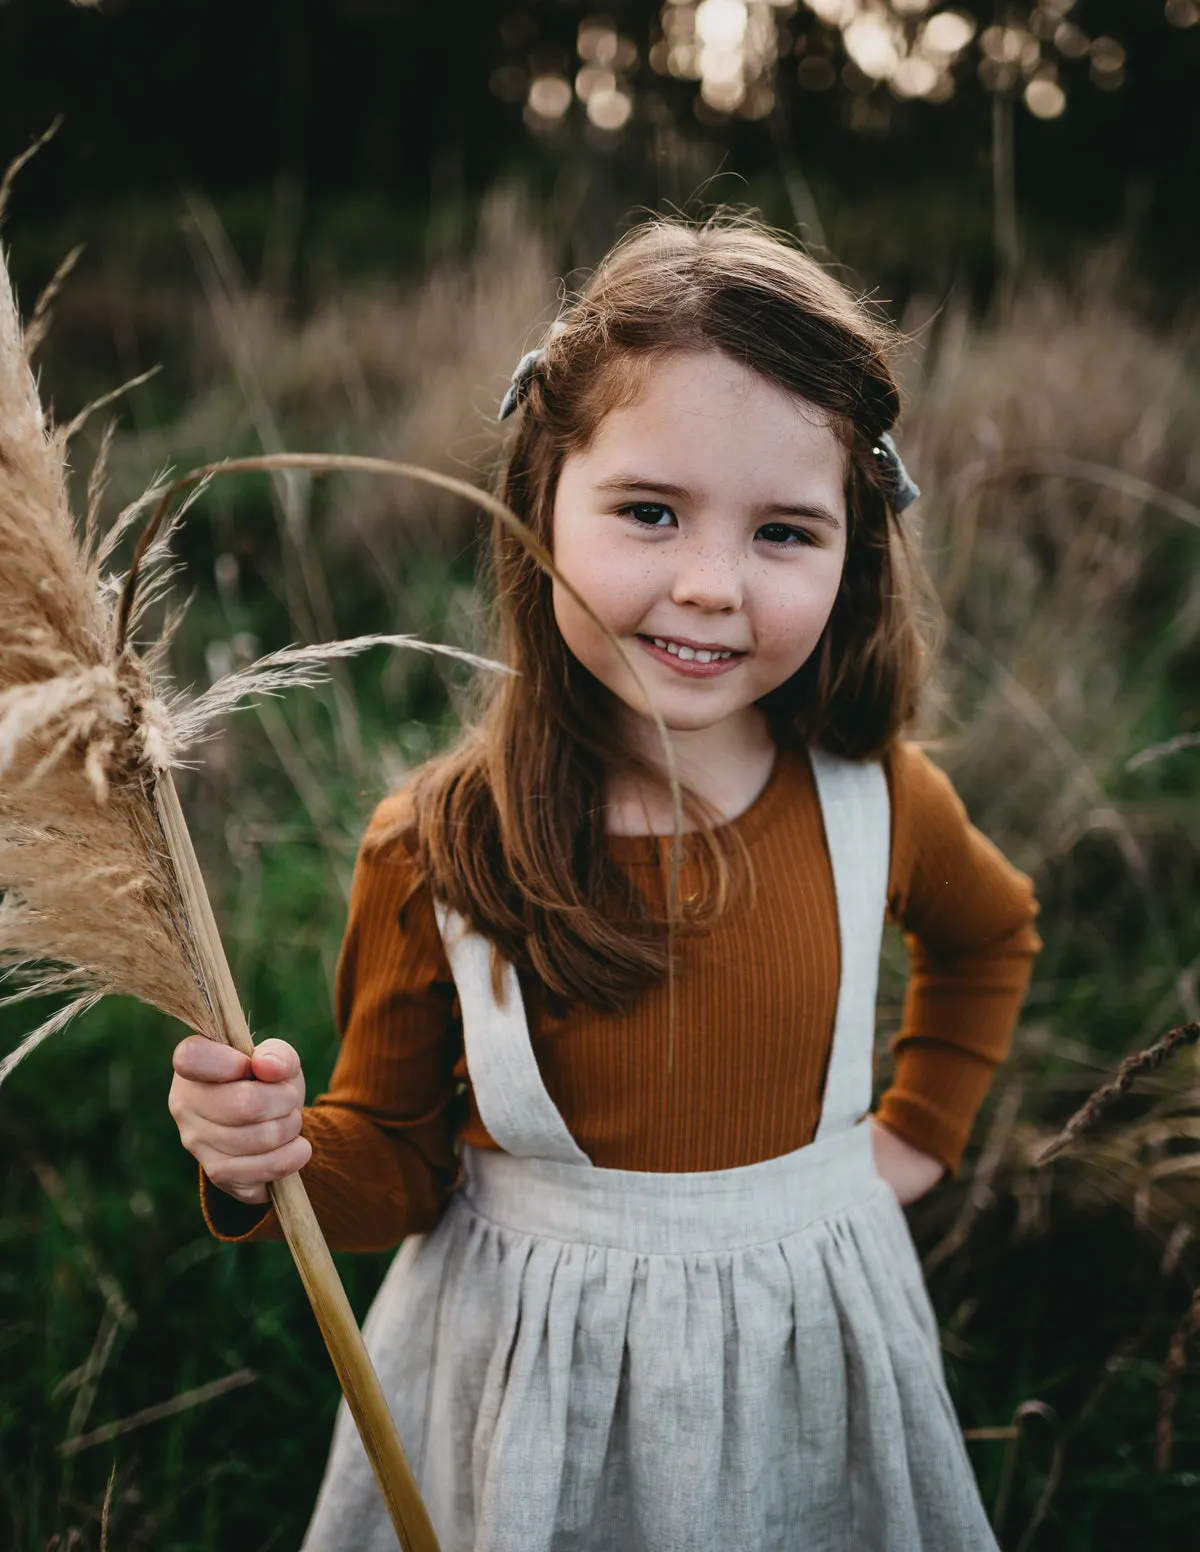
618, 695, 768, 738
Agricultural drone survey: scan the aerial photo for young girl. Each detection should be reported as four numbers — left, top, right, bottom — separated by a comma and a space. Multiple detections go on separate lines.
169, 217, 1040, 1552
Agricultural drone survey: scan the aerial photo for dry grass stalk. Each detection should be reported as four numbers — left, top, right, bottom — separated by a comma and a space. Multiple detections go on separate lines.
57, 1368, 259, 1458
924, 1075, 1024, 1274
152, 768, 441, 1549
1126, 732, 1200, 773
1038, 1024, 1200, 1164
60, 1301, 124, 1448
986, 1400, 1063, 1552
114, 450, 688, 1063
1156, 1283, 1200, 1472
0, 118, 62, 227
30, 1157, 136, 1330
99, 1464, 116, 1552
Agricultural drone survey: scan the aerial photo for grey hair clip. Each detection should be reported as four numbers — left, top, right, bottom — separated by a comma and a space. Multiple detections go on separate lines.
498, 347, 547, 422
872, 432, 920, 512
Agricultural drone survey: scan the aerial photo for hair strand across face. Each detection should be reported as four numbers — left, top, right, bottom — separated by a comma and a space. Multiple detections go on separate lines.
391, 214, 934, 1009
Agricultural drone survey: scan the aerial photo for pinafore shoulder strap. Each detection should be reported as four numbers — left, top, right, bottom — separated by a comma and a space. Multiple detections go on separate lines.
809, 748, 891, 1140
434, 748, 888, 1164
432, 900, 591, 1165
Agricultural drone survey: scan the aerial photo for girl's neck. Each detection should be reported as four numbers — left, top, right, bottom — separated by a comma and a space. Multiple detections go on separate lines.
604, 706, 777, 836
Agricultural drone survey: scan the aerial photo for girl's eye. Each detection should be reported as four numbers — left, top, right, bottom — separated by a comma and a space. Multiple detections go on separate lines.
757, 522, 817, 547
619, 502, 676, 529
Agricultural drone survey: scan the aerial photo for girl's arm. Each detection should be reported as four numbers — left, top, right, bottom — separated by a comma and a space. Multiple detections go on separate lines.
199, 795, 463, 1251
875, 743, 1042, 1180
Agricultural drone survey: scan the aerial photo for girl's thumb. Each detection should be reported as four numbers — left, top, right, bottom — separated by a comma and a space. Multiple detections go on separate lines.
251, 1038, 301, 1083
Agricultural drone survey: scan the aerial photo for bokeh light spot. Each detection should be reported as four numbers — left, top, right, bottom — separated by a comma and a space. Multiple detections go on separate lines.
527, 74, 573, 120
921, 10, 977, 57
700, 72, 746, 110
576, 65, 617, 102
586, 86, 634, 129
1025, 76, 1066, 118
806, 0, 856, 24
578, 19, 619, 64
695, 0, 748, 49
891, 55, 940, 99
843, 14, 900, 80
1053, 22, 1090, 59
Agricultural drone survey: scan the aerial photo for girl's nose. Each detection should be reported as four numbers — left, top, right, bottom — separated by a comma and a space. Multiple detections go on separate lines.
669, 548, 743, 613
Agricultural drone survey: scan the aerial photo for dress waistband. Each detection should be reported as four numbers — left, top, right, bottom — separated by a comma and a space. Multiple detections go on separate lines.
457, 1118, 883, 1255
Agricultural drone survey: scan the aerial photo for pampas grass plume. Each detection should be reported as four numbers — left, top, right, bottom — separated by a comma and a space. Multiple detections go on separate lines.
0, 243, 506, 1086
0, 241, 214, 1069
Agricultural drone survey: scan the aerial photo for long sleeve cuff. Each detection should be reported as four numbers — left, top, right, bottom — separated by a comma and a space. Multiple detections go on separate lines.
196, 1104, 459, 1251
876, 1040, 1000, 1176
199, 1166, 281, 1243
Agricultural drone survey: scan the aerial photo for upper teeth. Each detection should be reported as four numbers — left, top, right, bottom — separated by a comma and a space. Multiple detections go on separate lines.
652, 638, 734, 664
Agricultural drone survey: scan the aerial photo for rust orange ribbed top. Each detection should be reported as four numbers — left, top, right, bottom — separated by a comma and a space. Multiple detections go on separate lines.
202, 743, 1041, 1249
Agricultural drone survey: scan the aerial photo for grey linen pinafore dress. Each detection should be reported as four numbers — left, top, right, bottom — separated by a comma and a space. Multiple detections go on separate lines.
303, 751, 1000, 1552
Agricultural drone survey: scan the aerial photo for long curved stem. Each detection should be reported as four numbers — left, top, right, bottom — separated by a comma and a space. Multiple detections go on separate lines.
154, 771, 440, 1551
120, 452, 685, 1053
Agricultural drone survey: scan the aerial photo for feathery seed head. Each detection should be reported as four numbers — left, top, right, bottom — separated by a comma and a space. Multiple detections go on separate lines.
0, 239, 513, 1082
0, 244, 216, 1066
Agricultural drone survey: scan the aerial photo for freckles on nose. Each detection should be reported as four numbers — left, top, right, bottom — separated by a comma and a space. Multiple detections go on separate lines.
672, 548, 742, 602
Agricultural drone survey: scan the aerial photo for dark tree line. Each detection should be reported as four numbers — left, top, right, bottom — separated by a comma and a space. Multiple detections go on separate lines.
0, 0, 1197, 291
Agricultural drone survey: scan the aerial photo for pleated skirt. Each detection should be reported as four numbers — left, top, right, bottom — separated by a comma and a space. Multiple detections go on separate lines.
302, 1121, 998, 1552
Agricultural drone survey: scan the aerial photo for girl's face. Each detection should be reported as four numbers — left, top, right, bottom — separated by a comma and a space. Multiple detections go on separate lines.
551, 349, 849, 744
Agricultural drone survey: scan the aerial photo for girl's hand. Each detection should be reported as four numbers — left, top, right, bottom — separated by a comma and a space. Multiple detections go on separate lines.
870, 1119, 944, 1206
168, 1036, 312, 1205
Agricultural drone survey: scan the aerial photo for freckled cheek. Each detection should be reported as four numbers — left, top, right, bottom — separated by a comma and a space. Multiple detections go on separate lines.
552, 550, 659, 642
552, 581, 646, 679
753, 569, 842, 666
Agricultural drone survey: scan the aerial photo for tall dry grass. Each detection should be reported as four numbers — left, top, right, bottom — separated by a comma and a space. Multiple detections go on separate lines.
896, 271, 1200, 1231
906, 265, 1200, 861
895, 263, 1200, 1507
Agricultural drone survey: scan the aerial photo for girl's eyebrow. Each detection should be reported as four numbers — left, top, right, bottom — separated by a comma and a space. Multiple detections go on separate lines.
595, 473, 842, 529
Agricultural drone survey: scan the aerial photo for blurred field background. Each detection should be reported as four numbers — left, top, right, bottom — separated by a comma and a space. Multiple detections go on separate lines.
1, 2, 1199, 1548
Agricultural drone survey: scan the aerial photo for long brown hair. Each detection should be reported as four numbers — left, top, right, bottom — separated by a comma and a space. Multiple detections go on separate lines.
391, 215, 932, 1011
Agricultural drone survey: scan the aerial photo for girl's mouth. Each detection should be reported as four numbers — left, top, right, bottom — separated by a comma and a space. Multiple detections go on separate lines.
635, 635, 746, 678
